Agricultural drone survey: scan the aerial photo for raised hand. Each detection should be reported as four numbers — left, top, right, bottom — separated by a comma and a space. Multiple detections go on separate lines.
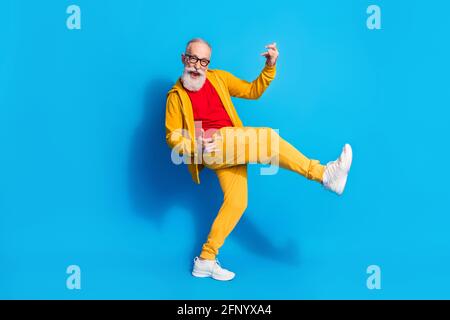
261, 42, 279, 67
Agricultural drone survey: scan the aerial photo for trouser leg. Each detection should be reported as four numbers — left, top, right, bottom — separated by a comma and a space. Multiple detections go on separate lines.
200, 164, 248, 260
203, 126, 325, 182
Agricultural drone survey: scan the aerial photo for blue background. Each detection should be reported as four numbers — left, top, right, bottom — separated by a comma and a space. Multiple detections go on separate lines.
1, 0, 449, 299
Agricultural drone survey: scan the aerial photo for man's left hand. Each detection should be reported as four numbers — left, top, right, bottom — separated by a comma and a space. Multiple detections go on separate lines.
261, 42, 279, 67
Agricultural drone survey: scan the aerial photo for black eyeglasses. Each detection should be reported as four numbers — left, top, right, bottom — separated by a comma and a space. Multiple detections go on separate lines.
184, 53, 210, 67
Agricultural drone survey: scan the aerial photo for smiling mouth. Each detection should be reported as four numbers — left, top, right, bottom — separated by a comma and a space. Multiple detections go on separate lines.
189, 70, 201, 78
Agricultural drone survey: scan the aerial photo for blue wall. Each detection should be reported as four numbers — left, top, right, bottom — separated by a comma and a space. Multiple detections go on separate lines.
1, 0, 449, 299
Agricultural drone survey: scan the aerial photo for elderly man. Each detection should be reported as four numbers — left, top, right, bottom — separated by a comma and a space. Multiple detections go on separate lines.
165, 38, 353, 281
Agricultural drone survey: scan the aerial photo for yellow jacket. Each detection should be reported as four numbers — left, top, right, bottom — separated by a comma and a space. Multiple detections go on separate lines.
165, 64, 277, 184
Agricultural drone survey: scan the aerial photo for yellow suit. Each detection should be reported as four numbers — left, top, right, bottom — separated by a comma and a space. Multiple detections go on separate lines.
165, 65, 324, 260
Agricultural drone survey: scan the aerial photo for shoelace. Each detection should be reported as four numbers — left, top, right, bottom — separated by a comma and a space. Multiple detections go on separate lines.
194, 257, 221, 268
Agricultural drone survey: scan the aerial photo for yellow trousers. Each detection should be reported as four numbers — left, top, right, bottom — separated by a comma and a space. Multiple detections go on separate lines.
199, 126, 325, 260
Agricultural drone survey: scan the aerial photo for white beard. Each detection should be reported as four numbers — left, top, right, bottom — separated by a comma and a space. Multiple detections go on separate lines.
181, 66, 206, 92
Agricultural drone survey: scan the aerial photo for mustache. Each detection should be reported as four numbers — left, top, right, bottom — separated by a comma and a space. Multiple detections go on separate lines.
184, 66, 206, 76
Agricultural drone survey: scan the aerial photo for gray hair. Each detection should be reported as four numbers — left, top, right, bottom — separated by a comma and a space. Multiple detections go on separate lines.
185, 38, 212, 53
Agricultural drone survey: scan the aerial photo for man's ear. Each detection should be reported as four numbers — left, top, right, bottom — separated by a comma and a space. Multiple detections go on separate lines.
181, 53, 185, 65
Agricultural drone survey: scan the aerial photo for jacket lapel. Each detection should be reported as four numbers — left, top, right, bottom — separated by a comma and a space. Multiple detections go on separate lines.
173, 79, 195, 135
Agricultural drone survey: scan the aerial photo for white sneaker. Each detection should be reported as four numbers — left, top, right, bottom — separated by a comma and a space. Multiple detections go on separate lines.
192, 257, 235, 281
322, 144, 353, 195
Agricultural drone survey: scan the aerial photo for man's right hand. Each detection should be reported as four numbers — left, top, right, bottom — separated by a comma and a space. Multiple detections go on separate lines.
199, 129, 221, 153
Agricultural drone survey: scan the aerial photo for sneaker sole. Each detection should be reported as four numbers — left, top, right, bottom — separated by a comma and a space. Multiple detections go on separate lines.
192, 271, 235, 281
192, 270, 211, 278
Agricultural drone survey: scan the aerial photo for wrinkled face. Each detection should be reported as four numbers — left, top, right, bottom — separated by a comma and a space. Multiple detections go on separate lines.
180, 42, 211, 91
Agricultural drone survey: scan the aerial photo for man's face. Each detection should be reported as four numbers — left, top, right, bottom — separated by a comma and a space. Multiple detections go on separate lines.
180, 42, 211, 91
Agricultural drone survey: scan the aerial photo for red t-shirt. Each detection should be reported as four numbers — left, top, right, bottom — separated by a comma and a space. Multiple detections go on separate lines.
186, 78, 233, 139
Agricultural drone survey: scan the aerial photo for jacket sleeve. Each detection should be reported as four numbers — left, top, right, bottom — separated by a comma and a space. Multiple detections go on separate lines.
217, 64, 276, 99
165, 92, 193, 156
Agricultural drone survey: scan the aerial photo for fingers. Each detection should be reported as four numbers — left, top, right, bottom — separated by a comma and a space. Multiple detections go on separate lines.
203, 142, 220, 153
261, 42, 279, 57
204, 147, 220, 153
198, 136, 213, 144
203, 137, 222, 153
265, 43, 278, 52
198, 131, 223, 153
203, 142, 216, 149
261, 51, 274, 57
